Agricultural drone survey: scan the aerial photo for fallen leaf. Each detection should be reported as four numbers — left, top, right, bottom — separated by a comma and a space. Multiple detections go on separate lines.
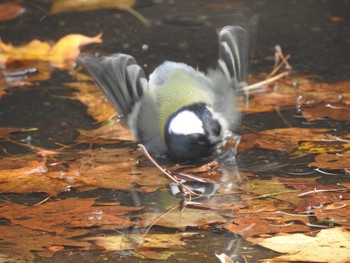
78, 120, 134, 143
1, 59, 51, 87
0, 2, 24, 22
239, 128, 337, 154
0, 127, 36, 140
314, 202, 350, 227
67, 81, 116, 123
49, 33, 102, 69
253, 92, 297, 107
224, 212, 311, 238
301, 102, 350, 121
141, 209, 227, 230
50, 0, 135, 14
295, 140, 350, 155
247, 227, 350, 263
0, 34, 102, 69
244, 74, 350, 114
330, 16, 345, 23
308, 151, 350, 170
86, 233, 183, 251
0, 225, 90, 262
216, 253, 236, 263
0, 198, 140, 234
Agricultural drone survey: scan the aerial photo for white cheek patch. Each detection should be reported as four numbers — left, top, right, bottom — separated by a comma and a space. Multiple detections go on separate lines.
168, 110, 205, 135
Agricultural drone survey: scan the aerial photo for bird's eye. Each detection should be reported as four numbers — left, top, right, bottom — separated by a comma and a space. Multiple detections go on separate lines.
212, 121, 222, 137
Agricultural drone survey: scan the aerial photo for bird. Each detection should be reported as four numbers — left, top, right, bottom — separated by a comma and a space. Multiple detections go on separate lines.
78, 17, 256, 160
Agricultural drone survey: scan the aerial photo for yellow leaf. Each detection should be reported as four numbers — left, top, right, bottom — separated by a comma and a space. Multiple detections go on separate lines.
49, 33, 102, 69
50, 0, 135, 14
0, 33, 102, 69
0, 39, 50, 66
247, 227, 350, 263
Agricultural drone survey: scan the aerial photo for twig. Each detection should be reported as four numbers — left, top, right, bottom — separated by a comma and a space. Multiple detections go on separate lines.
267, 54, 291, 79
142, 205, 179, 237
126, 8, 151, 27
298, 188, 348, 197
138, 144, 198, 197
33, 195, 52, 206
242, 71, 289, 92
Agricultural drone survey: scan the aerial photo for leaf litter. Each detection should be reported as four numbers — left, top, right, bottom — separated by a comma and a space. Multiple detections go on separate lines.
0, 12, 349, 263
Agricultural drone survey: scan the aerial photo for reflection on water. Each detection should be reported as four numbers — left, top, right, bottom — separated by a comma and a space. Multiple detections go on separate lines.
1, 0, 350, 262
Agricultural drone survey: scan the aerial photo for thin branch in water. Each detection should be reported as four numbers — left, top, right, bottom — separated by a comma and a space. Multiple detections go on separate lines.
142, 204, 180, 237
242, 71, 289, 92
298, 188, 348, 197
126, 8, 151, 27
138, 144, 198, 197
33, 195, 52, 206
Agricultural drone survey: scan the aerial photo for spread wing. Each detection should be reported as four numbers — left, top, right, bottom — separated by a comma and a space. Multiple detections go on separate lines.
78, 53, 148, 117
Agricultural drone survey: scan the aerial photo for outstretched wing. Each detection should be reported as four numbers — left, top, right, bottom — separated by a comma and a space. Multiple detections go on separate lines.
217, 15, 258, 86
78, 53, 147, 117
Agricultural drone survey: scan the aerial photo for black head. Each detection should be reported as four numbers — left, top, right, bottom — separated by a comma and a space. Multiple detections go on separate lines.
164, 103, 224, 160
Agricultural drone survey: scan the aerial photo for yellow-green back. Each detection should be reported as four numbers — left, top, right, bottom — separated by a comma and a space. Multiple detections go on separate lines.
156, 69, 214, 140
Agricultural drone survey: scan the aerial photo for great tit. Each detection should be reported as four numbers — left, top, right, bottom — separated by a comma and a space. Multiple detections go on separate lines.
78, 19, 256, 160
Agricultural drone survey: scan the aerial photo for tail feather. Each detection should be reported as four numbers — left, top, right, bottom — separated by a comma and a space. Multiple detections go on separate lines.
217, 15, 258, 86
78, 53, 147, 117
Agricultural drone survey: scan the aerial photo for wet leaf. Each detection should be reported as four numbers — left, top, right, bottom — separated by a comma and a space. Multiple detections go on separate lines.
244, 74, 350, 115
330, 16, 345, 23
86, 233, 183, 260
141, 208, 227, 230
0, 226, 90, 262
78, 120, 134, 143
239, 128, 337, 154
301, 102, 350, 122
2, 59, 51, 87
314, 201, 350, 227
0, 2, 24, 22
224, 212, 311, 238
247, 227, 350, 263
0, 34, 102, 69
49, 33, 102, 69
67, 81, 116, 123
252, 92, 297, 107
296, 140, 350, 155
0, 127, 36, 140
308, 151, 350, 170
0, 198, 140, 234
0, 159, 70, 195
50, 0, 135, 14
86, 233, 183, 251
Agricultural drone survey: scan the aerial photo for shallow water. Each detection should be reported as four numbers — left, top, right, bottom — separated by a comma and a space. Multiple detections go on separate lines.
1, 1, 350, 262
